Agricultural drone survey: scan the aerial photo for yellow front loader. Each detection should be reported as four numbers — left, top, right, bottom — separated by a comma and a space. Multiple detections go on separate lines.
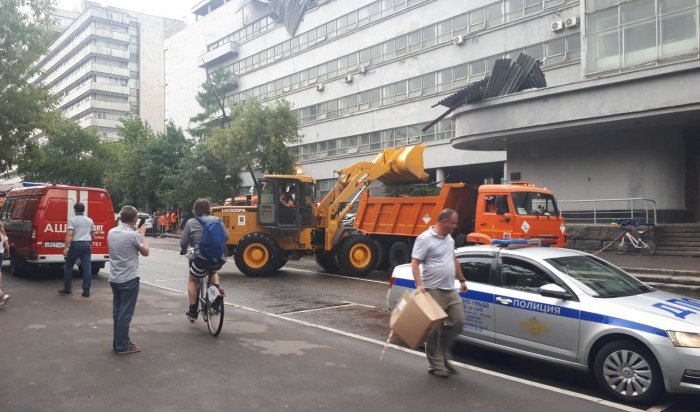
213, 145, 429, 276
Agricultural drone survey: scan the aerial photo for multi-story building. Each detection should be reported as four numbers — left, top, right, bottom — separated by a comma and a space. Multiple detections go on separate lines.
35, 1, 184, 140
165, 0, 700, 222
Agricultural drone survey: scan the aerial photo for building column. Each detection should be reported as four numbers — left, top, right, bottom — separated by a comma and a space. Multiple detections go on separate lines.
436, 168, 445, 187
502, 162, 508, 184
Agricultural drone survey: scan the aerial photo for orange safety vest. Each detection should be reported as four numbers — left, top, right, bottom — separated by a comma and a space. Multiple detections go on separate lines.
170, 212, 177, 224
158, 215, 167, 227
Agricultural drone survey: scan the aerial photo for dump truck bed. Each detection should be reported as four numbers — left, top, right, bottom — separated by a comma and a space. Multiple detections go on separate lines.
353, 183, 474, 237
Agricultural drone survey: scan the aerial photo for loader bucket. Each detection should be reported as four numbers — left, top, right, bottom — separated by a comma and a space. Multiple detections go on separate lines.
373, 144, 430, 185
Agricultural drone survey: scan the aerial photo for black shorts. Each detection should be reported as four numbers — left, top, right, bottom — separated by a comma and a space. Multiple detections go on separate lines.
189, 257, 224, 278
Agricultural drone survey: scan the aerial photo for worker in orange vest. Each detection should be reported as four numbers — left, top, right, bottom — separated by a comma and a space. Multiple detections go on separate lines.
169, 210, 178, 233
158, 213, 167, 234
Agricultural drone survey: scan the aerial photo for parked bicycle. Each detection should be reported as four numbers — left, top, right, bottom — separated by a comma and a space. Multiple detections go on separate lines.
185, 248, 224, 336
613, 219, 656, 255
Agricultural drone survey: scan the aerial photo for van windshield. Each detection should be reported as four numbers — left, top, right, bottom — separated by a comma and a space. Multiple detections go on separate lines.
511, 192, 559, 216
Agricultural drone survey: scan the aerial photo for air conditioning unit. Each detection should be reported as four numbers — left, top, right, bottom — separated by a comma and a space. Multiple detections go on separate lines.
565, 16, 579, 29
359, 65, 368, 74
453, 35, 465, 46
344, 74, 353, 83
316, 83, 324, 92
551, 20, 564, 32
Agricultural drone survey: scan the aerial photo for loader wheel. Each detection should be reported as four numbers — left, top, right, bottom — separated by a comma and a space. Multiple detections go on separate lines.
337, 234, 378, 277
234, 233, 282, 276
314, 251, 340, 274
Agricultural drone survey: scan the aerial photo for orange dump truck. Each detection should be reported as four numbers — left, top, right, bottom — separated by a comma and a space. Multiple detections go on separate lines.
353, 182, 567, 270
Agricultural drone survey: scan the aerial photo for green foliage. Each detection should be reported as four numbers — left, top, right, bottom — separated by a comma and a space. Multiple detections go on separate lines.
0, 0, 57, 173
188, 68, 238, 139
17, 117, 111, 186
207, 99, 301, 178
105, 118, 192, 211
385, 182, 441, 197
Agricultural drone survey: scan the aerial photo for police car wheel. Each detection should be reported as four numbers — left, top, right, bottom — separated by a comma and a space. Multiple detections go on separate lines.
593, 340, 663, 404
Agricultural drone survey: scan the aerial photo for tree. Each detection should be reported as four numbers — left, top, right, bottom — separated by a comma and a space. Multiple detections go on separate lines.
17, 117, 111, 186
0, 0, 57, 173
188, 68, 238, 138
105, 118, 193, 211
206, 99, 301, 183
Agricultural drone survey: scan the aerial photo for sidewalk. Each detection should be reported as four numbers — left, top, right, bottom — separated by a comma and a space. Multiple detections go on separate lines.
597, 251, 700, 289
0, 273, 621, 412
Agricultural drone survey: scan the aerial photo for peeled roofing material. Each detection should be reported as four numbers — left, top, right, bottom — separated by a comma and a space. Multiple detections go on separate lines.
423, 53, 547, 132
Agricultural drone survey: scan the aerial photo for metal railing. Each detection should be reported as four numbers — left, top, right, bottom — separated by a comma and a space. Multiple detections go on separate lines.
557, 198, 657, 225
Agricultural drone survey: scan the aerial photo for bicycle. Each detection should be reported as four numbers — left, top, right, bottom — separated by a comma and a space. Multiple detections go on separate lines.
185, 248, 225, 336
613, 220, 656, 256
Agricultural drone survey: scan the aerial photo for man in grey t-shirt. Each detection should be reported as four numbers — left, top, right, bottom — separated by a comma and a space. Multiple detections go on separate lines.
59, 203, 95, 297
107, 206, 149, 355
411, 208, 468, 378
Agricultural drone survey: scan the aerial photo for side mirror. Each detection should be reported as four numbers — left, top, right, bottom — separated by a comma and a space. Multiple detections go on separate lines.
539, 283, 572, 300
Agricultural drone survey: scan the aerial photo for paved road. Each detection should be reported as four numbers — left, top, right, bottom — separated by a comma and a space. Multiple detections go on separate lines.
0, 236, 697, 411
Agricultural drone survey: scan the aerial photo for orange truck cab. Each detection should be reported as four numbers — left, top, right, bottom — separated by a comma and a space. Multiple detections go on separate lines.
353, 182, 566, 270
0, 184, 115, 276
468, 182, 566, 247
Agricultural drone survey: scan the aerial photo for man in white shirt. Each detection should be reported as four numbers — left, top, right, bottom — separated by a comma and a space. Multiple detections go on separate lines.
58, 203, 95, 297
411, 208, 468, 378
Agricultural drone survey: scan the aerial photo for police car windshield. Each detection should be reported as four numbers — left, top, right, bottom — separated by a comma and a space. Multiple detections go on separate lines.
545, 255, 653, 298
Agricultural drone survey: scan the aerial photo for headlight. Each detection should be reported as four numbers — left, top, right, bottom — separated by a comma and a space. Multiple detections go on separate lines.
667, 331, 700, 348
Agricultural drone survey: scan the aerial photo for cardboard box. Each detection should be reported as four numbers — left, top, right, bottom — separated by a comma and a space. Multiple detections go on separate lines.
390, 290, 447, 349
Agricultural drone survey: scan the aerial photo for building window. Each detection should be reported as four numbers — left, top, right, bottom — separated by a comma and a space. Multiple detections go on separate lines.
585, 0, 699, 74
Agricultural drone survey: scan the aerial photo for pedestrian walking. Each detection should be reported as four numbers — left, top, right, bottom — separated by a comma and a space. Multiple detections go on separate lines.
410, 208, 468, 378
0, 222, 11, 306
107, 205, 150, 355
58, 203, 95, 297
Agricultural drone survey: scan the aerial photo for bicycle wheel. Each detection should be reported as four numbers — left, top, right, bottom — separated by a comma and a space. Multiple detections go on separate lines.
643, 241, 656, 256
614, 239, 629, 255
206, 295, 224, 336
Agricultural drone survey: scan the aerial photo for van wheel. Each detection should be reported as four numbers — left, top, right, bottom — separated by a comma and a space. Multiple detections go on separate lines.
10, 258, 26, 277
234, 233, 282, 276
337, 234, 378, 277
593, 340, 664, 404
314, 251, 339, 274
388, 241, 411, 270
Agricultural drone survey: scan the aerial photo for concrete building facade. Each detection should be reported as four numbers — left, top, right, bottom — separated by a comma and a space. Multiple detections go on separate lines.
35, 1, 184, 140
165, 0, 700, 221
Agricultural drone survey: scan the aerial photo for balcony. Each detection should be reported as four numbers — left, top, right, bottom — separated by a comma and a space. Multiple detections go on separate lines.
200, 41, 239, 67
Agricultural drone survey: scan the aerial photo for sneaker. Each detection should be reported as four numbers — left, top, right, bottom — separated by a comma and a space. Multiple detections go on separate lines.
115, 344, 141, 355
57, 289, 72, 296
428, 369, 450, 378
0, 294, 9, 306
186, 308, 198, 322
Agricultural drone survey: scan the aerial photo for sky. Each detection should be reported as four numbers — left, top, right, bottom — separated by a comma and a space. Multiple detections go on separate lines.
56, 0, 195, 21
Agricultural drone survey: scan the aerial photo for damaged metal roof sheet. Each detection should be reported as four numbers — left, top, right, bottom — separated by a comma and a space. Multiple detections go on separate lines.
423, 53, 546, 132
257, 0, 311, 36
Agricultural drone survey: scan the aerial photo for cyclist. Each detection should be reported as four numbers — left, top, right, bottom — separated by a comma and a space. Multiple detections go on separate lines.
180, 199, 229, 321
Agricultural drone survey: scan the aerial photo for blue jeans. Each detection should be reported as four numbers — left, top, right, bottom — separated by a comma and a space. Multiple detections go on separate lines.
110, 277, 140, 352
63, 241, 92, 292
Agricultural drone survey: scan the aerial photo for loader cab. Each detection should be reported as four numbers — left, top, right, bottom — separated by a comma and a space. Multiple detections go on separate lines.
257, 176, 315, 229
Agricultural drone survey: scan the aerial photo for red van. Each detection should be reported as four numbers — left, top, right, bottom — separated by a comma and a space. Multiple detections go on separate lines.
0, 184, 115, 276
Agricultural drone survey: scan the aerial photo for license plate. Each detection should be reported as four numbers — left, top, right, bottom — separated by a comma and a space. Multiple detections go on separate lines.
44, 242, 65, 248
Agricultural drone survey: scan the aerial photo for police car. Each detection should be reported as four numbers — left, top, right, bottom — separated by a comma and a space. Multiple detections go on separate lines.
386, 244, 700, 404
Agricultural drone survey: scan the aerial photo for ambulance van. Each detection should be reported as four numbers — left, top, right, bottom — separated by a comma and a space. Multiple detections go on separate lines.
0, 184, 115, 276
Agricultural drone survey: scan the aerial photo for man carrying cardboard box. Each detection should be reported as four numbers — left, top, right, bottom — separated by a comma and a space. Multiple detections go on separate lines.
411, 208, 468, 378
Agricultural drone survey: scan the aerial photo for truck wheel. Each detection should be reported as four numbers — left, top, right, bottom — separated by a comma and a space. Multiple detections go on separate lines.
274, 258, 289, 272
234, 233, 282, 276
388, 241, 411, 269
593, 340, 663, 404
337, 234, 378, 277
375, 239, 391, 271
314, 251, 340, 274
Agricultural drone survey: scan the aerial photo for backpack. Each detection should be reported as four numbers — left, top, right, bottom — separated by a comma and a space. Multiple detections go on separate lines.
194, 216, 227, 263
